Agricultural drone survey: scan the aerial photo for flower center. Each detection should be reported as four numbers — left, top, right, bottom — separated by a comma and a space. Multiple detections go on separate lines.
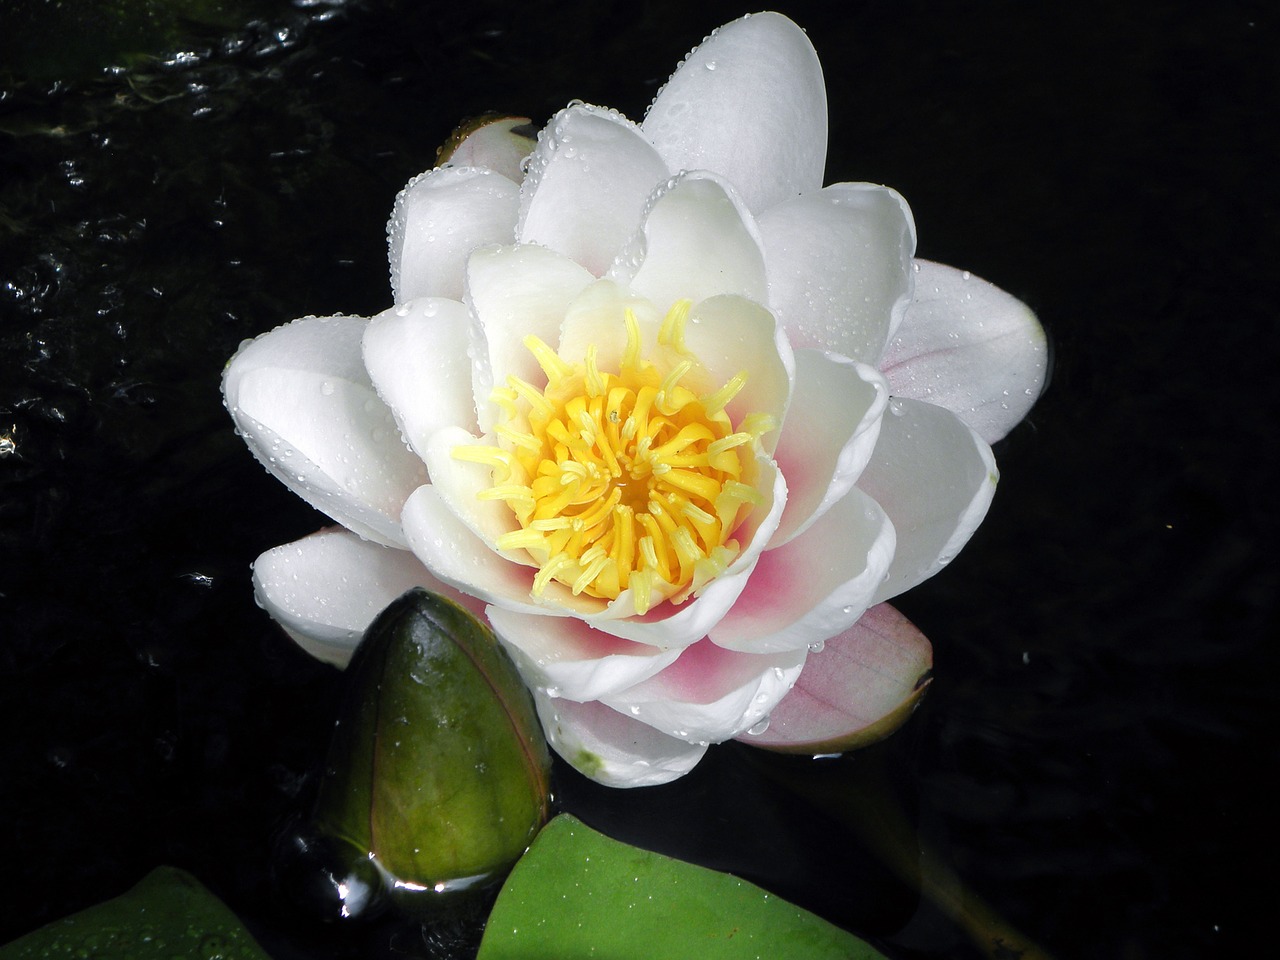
454, 300, 775, 614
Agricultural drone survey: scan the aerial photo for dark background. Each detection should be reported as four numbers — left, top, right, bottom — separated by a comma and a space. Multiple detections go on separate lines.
2, 1, 1274, 957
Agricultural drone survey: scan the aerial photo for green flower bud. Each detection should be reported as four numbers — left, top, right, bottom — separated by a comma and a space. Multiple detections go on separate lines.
308, 589, 551, 918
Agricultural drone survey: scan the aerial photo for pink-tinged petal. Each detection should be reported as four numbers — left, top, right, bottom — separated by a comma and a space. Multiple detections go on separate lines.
740, 603, 932, 753
770, 350, 888, 546
583, 454, 786, 647
486, 605, 681, 702
363, 298, 478, 459
603, 639, 805, 743
222, 316, 427, 547
759, 183, 915, 365
252, 528, 483, 668
709, 487, 894, 654
532, 693, 707, 787
642, 12, 826, 214
858, 397, 998, 604
388, 166, 520, 302
437, 115, 537, 184
400, 483, 602, 617
883, 260, 1048, 444
608, 172, 767, 315
466, 244, 594, 433
519, 104, 670, 276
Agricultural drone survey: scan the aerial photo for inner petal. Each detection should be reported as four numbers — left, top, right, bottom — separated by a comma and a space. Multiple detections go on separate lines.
454, 297, 778, 615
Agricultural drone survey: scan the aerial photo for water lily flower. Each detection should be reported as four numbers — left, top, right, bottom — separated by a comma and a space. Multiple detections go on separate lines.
224, 12, 1046, 787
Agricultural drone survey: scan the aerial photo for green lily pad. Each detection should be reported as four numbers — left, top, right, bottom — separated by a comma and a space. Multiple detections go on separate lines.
477, 815, 890, 960
0, 866, 272, 960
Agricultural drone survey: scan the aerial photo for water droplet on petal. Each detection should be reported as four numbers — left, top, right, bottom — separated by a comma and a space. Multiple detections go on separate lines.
745, 716, 770, 736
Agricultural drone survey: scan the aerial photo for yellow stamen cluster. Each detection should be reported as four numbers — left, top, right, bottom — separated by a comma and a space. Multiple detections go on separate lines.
453, 300, 774, 614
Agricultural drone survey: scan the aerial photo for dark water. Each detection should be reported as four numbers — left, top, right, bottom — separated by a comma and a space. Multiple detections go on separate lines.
2, 1, 1274, 957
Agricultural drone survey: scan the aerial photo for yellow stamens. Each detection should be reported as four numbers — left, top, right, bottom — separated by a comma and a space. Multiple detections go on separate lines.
523, 334, 574, 384
701, 371, 747, 418
657, 299, 692, 354
454, 302, 769, 605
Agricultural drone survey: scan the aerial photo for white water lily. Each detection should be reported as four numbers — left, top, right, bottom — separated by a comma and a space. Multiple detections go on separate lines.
224, 12, 1046, 787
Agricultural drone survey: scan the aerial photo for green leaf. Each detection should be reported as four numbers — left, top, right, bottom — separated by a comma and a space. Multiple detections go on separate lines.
0, 866, 272, 960
312, 588, 551, 915
477, 815, 890, 960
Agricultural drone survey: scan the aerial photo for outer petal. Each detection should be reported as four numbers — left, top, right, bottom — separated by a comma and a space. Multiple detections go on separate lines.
602, 638, 805, 743
709, 486, 894, 654
222, 316, 427, 547
252, 528, 482, 668
533, 693, 708, 787
858, 397, 998, 604
437, 115, 537, 183
485, 605, 681, 702
388, 166, 520, 302
519, 104, 670, 276
759, 183, 916, 365
739, 603, 933, 753
770, 349, 888, 546
642, 11, 826, 213
882, 260, 1048, 444
608, 171, 767, 315
466, 244, 595, 433
363, 298, 478, 459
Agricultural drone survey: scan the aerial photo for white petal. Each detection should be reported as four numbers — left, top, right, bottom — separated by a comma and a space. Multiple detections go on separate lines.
709, 487, 894, 654
760, 183, 916, 364
533, 692, 707, 787
555, 278, 665, 370
486, 606, 681, 702
519, 104, 670, 276
437, 115, 537, 183
419, 426, 528, 564
362, 298, 477, 460
882, 260, 1048, 443
608, 171, 767, 314
582, 455, 786, 648
859, 397, 998, 603
252, 528, 478, 668
400, 483, 601, 617
770, 350, 888, 546
642, 12, 826, 213
603, 639, 805, 743
466, 244, 594, 433
222, 316, 427, 546
389, 166, 520, 302
681, 295, 793, 455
